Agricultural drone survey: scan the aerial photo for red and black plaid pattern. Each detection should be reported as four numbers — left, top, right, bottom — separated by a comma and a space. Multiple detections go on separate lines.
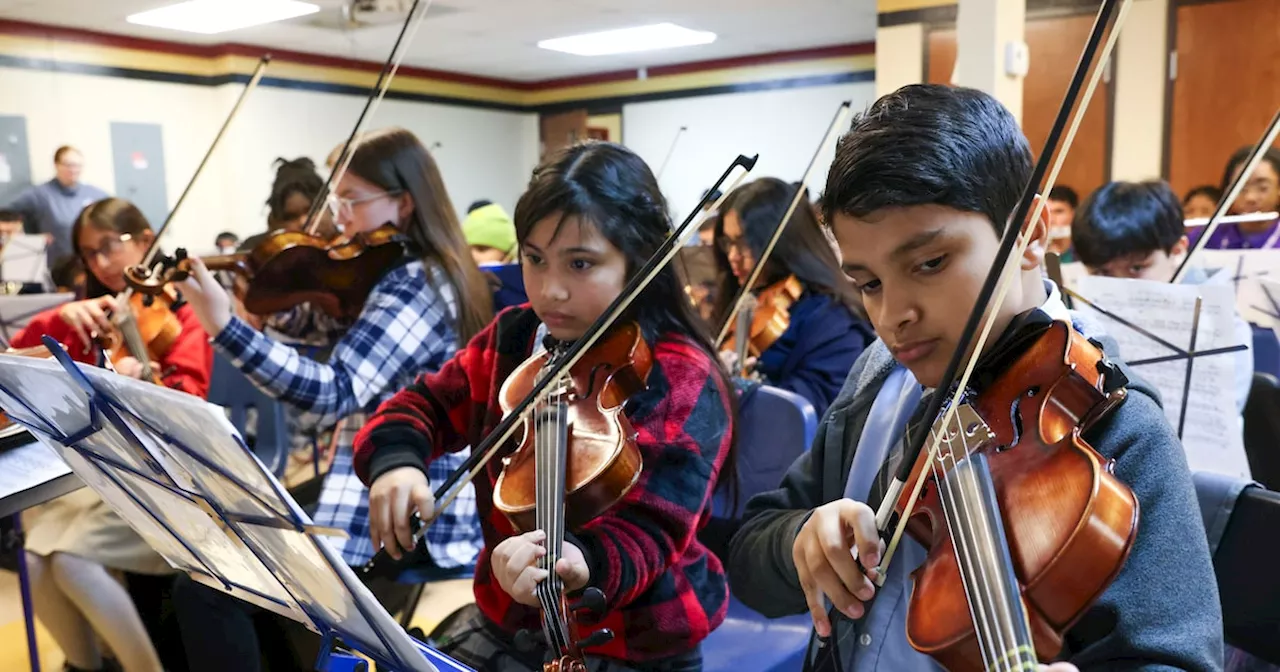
354, 306, 735, 663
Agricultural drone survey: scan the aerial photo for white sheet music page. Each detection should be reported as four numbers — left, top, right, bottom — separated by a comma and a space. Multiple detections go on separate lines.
0, 437, 72, 500
1075, 275, 1249, 478
1196, 250, 1280, 325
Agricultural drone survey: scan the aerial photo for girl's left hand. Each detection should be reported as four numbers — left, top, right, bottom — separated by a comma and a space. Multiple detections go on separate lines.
491, 530, 590, 607
113, 356, 161, 380
178, 257, 234, 338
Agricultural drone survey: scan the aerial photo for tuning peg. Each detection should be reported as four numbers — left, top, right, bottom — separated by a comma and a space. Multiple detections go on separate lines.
514, 628, 545, 653
575, 628, 614, 650
570, 587, 607, 619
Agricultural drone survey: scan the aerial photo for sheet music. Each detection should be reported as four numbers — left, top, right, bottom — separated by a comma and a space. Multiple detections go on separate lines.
1196, 250, 1280, 325
0, 353, 443, 672
1075, 276, 1250, 479
0, 234, 50, 284
0, 437, 72, 501
1058, 261, 1089, 293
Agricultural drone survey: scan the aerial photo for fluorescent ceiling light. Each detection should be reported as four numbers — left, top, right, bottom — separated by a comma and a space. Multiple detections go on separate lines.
538, 23, 716, 57
126, 0, 320, 35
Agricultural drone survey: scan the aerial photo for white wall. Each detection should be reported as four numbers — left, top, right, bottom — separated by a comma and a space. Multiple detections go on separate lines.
1111, 0, 1169, 182
623, 81, 877, 224
0, 66, 538, 256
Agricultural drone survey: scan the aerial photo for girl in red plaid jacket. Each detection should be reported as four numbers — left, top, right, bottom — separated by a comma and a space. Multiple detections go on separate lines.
354, 141, 739, 672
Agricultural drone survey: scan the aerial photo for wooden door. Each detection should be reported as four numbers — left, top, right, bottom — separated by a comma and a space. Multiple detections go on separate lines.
927, 13, 1112, 198
540, 109, 588, 159
1168, 0, 1280, 197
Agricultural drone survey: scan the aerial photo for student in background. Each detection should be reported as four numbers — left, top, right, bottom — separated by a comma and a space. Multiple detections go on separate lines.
14, 198, 212, 672
1199, 145, 1280, 249
238, 157, 328, 252
214, 231, 238, 254
4, 146, 110, 267
1072, 179, 1254, 426
49, 254, 85, 296
711, 178, 874, 416
1183, 184, 1223, 221
169, 129, 490, 672
1046, 185, 1079, 262
0, 209, 22, 241
462, 199, 517, 264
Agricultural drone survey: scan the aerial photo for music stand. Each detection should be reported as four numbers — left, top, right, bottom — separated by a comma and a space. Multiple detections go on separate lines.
0, 293, 74, 345
0, 343, 472, 672
0, 235, 51, 287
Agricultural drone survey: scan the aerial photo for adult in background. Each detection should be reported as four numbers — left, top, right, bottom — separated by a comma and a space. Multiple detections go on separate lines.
5, 146, 109, 266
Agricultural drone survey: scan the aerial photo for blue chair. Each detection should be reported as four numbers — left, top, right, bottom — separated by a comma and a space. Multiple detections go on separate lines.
1251, 324, 1280, 379
703, 384, 819, 672
207, 352, 290, 477
712, 384, 818, 519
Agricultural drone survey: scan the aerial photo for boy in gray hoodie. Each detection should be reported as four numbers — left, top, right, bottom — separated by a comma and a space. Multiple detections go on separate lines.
726, 85, 1223, 671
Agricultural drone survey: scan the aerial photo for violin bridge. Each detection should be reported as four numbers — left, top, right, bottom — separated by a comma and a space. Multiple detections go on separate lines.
933, 404, 996, 465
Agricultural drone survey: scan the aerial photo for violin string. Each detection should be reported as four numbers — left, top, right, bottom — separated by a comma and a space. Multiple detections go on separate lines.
875, 0, 1134, 586
714, 102, 853, 348
930, 418, 1005, 670
427, 160, 755, 522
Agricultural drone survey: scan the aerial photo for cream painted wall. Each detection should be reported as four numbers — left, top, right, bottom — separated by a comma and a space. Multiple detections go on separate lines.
0, 66, 538, 257
876, 23, 926, 97
1110, 0, 1169, 182
622, 81, 877, 223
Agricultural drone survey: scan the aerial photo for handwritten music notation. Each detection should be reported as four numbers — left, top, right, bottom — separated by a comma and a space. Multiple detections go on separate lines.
1074, 276, 1250, 479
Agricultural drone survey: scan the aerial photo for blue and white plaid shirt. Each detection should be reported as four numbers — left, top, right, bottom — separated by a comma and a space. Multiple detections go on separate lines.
212, 259, 483, 568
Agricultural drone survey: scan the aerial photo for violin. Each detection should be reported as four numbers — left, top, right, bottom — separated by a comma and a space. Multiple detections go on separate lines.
491, 322, 649, 670
718, 274, 802, 376
99, 287, 185, 386
124, 225, 409, 320
893, 316, 1137, 669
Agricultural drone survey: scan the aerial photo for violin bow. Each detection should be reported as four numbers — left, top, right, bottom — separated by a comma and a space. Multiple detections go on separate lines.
713, 101, 853, 348
1170, 107, 1280, 283
361, 154, 758, 572
299, 0, 436, 238
137, 55, 272, 272
655, 126, 688, 181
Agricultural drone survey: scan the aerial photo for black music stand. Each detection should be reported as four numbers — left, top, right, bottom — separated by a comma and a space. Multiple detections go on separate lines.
0, 342, 472, 672
0, 293, 74, 345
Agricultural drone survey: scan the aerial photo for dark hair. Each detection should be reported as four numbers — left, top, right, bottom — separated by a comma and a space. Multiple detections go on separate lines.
50, 254, 84, 294
467, 200, 493, 214
513, 141, 738, 493
1220, 145, 1280, 194
346, 127, 492, 343
215, 231, 238, 244
71, 198, 154, 299
1048, 185, 1079, 209
54, 146, 78, 164
821, 84, 1033, 235
1184, 184, 1222, 206
700, 188, 723, 209
1071, 180, 1184, 268
712, 178, 865, 324
0, 209, 21, 223
266, 157, 324, 227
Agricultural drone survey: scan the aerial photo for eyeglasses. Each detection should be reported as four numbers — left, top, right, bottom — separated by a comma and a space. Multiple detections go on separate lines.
82, 234, 132, 263
327, 190, 402, 216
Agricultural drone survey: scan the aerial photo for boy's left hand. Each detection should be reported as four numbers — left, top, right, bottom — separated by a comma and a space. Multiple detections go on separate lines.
491, 530, 590, 607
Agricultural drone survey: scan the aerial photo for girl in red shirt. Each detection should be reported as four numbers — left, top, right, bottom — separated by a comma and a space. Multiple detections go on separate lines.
13, 197, 211, 672
355, 142, 738, 671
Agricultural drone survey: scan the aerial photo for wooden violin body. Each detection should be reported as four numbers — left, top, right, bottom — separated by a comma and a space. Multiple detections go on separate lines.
493, 322, 648, 533
719, 275, 802, 359
100, 289, 184, 386
897, 319, 1138, 671
124, 225, 407, 320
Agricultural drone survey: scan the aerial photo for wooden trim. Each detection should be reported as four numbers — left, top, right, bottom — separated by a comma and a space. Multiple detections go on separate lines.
1161, 0, 1178, 180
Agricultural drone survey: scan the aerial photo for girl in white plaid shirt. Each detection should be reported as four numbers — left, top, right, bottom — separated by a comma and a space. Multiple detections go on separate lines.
171, 127, 494, 671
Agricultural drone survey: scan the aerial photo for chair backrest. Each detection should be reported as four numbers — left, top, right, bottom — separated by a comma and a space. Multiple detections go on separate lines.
1252, 324, 1280, 379
712, 385, 818, 519
1213, 485, 1280, 665
1243, 372, 1280, 490
207, 352, 289, 477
